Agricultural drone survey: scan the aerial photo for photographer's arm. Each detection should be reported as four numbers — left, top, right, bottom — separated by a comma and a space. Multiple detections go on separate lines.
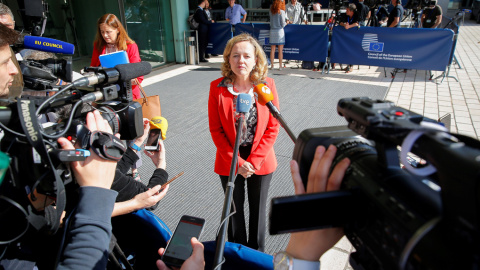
285, 145, 350, 262
56, 110, 118, 270
432, 14, 442, 28
117, 118, 150, 174
112, 184, 169, 217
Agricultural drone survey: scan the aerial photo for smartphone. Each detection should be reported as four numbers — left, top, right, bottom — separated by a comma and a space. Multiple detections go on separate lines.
144, 129, 161, 151
161, 215, 205, 268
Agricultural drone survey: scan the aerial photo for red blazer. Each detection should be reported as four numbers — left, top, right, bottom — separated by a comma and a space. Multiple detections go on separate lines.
90, 42, 143, 99
208, 77, 280, 176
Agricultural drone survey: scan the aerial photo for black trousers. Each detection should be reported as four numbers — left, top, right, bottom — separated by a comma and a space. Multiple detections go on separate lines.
197, 27, 208, 60
220, 145, 272, 252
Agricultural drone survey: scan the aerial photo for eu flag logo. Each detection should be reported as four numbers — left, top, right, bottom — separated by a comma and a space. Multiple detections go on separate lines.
369, 42, 384, 52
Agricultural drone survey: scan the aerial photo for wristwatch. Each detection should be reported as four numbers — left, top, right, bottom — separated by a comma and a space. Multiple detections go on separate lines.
273, 251, 321, 270
130, 142, 141, 151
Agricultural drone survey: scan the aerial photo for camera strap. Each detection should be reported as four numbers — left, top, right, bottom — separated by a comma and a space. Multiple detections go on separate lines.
17, 98, 65, 234
80, 130, 126, 161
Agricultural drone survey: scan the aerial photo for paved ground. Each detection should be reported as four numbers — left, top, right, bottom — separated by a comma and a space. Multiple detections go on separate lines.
135, 15, 479, 270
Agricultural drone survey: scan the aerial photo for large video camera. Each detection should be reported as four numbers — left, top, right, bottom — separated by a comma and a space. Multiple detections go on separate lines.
330, 0, 350, 12
404, 0, 431, 10
270, 97, 480, 269
0, 57, 150, 243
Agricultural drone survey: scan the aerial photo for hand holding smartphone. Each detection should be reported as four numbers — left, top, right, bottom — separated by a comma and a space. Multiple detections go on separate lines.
161, 215, 205, 268
145, 129, 161, 151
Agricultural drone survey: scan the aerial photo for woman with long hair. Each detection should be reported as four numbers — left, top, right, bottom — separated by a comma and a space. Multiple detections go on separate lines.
90, 13, 143, 100
208, 33, 280, 251
91, 13, 144, 181
269, 0, 287, 70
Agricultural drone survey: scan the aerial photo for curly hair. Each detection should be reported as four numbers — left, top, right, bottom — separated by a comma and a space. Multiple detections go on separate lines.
221, 33, 268, 85
270, 0, 285, 14
93, 14, 135, 52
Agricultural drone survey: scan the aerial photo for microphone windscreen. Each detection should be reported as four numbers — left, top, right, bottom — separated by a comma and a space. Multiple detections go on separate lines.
116, 62, 152, 81
23, 36, 75, 55
237, 93, 252, 113
253, 84, 274, 106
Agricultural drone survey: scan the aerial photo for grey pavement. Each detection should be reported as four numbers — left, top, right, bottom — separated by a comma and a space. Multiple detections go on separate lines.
135, 17, 479, 270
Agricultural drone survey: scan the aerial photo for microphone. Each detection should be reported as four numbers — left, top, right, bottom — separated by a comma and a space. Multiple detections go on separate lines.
213, 92, 252, 268
254, 83, 297, 143
237, 93, 252, 114
23, 36, 75, 55
72, 62, 152, 88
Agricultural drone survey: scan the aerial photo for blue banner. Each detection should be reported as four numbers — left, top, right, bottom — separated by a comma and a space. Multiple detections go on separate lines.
207, 23, 232, 55
330, 26, 454, 71
235, 23, 329, 62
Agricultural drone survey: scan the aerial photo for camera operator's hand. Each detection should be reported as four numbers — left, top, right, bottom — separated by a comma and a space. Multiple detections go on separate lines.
57, 110, 117, 189
144, 139, 166, 169
239, 161, 255, 178
156, 237, 205, 270
133, 118, 151, 148
286, 145, 350, 261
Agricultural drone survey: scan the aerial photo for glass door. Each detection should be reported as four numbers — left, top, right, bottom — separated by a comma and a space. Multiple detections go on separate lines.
123, 0, 166, 67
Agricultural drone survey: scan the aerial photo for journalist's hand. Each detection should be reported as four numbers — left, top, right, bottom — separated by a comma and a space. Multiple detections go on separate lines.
239, 161, 255, 178
144, 139, 166, 169
156, 237, 205, 270
132, 184, 169, 210
286, 145, 350, 261
133, 118, 151, 147
57, 110, 117, 189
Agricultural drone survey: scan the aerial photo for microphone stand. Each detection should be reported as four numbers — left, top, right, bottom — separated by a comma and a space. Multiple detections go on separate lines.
213, 113, 245, 270
266, 103, 297, 143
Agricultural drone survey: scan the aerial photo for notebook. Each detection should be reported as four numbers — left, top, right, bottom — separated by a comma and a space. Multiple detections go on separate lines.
99, 50, 129, 68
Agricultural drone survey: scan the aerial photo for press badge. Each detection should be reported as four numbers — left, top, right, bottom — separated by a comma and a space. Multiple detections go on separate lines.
426, 19, 431, 23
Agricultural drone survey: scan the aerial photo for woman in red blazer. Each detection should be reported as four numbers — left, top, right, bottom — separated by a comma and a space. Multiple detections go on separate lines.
208, 33, 280, 251
90, 13, 144, 181
90, 13, 143, 100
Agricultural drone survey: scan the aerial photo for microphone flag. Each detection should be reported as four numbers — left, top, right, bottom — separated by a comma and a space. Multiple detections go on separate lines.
253, 84, 273, 106
237, 93, 252, 113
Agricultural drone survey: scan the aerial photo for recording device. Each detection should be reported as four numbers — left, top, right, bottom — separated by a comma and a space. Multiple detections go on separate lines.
0, 60, 151, 243
145, 129, 161, 151
21, 57, 73, 90
270, 97, 480, 269
330, 0, 350, 13
14, 35, 76, 91
162, 215, 205, 268
364, 0, 389, 8
213, 93, 252, 268
22, 35, 76, 55
404, 0, 430, 9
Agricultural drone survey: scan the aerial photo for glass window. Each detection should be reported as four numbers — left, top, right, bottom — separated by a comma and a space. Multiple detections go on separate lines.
124, 0, 166, 67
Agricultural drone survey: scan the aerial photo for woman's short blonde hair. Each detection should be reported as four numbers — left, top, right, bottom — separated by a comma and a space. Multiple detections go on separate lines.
221, 33, 268, 85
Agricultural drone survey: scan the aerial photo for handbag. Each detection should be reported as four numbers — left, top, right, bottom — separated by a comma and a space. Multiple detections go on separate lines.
133, 79, 161, 120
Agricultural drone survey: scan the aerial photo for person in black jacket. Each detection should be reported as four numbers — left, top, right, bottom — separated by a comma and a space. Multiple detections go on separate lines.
111, 118, 170, 216
194, 0, 213, 62
355, 0, 370, 26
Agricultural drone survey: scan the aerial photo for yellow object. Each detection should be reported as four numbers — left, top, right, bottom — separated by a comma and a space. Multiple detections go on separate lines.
150, 116, 168, 140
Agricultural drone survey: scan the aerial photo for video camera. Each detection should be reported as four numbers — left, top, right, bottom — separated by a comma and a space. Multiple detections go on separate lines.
12, 34, 77, 91
270, 97, 480, 269
364, 0, 389, 8
0, 56, 151, 243
404, 0, 431, 10
330, 0, 350, 12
